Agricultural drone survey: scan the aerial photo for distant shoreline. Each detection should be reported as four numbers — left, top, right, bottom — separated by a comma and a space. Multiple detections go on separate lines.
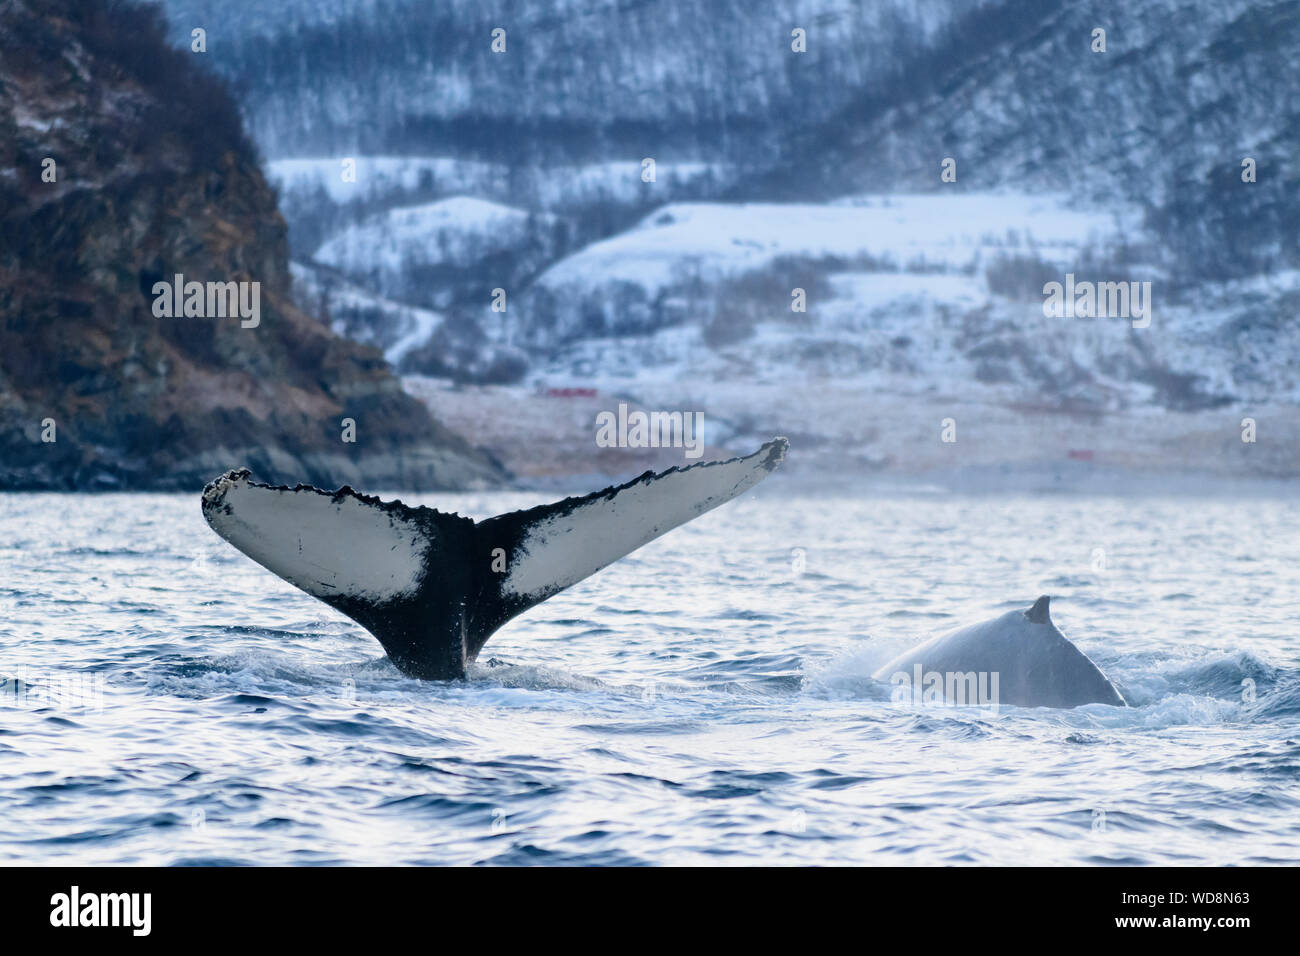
405, 377, 1300, 496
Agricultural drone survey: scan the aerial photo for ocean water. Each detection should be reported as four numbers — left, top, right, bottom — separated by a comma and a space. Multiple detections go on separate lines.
1, 486, 1298, 866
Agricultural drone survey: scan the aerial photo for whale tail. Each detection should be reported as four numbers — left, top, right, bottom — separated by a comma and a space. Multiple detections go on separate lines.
201, 438, 788, 679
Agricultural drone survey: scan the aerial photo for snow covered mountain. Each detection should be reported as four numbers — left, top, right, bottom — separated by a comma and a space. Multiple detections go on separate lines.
157, 0, 992, 161
765, 0, 1300, 285
147, 0, 1300, 480
478, 192, 1297, 414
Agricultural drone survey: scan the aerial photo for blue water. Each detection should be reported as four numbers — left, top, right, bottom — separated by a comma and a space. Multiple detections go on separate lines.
1, 487, 1298, 865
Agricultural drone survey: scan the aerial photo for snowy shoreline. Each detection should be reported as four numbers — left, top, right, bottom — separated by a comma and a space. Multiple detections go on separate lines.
404, 376, 1300, 494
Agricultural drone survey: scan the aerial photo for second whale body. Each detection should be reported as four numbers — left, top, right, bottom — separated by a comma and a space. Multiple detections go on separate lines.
873, 596, 1126, 708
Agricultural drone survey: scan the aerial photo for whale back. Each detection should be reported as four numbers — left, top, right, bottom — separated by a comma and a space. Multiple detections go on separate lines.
873, 596, 1126, 708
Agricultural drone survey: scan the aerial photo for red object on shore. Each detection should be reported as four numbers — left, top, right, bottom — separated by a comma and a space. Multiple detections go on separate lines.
1067, 449, 1094, 461
545, 387, 598, 398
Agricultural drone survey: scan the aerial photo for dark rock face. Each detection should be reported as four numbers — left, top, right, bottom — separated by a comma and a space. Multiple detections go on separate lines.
0, 0, 506, 490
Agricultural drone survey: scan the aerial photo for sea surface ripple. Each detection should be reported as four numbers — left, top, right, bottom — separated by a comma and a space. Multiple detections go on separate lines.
1, 488, 1298, 865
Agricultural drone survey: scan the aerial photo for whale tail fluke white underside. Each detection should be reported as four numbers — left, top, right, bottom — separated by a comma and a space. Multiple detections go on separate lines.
202, 438, 788, 679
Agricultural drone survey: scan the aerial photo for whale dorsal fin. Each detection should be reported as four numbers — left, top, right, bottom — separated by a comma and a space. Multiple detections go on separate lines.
203, 438, 788, 678
1025, 594, 1051, 624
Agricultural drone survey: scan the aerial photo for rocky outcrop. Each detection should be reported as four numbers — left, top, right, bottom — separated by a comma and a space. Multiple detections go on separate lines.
0, 0, 506, 490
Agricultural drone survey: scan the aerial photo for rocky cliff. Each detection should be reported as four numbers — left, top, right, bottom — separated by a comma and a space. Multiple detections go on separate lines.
0, 0, 505, 490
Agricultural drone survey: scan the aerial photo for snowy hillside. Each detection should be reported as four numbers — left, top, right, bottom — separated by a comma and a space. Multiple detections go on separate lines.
519, 194, 1135, 345
495, 192, 1298, 411
145, 0, 1300, 481
312, 196, 556, 308
267, 156, 732, 262
768, 0, 1300, 283
289, 262, 444, 365
267, 157, 732, 212
159, 0, 995, 159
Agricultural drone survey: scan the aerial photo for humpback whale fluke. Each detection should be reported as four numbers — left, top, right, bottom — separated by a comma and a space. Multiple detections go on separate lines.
201, 438, 788, 679
873, 595, 1127, 708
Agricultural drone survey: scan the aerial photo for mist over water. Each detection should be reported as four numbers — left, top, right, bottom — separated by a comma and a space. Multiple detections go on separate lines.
1, 488, 1298, 865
